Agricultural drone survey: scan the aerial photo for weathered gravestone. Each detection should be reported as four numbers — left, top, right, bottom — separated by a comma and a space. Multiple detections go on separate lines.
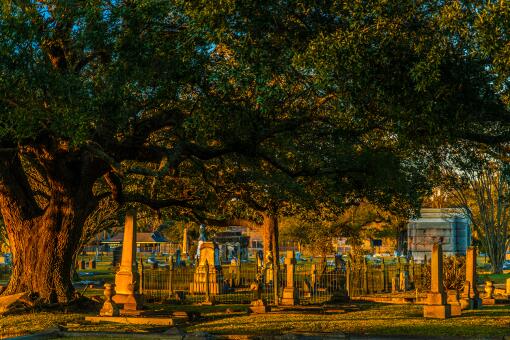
460, 246, 481, 309
423, 244, 451, 319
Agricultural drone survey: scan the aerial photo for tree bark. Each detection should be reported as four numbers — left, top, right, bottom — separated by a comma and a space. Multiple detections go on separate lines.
0, 152, 98, 303
484, 239, 505, 274
2, 192, 93, 302
262, 213, 279, 260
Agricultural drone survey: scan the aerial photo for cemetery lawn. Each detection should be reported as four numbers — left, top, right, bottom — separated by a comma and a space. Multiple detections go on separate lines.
3, 303, 510, 338
479, 272, 510, 284
188, 303, 510, 338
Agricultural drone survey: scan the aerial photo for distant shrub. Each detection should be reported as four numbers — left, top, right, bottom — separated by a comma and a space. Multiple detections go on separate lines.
424, 255, 466, 291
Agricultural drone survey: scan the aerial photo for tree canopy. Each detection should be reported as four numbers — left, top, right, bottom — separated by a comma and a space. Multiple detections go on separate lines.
0, 0, 509, 302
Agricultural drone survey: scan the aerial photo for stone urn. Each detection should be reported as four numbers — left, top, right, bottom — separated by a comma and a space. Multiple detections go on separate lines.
484, 280, 495, 299
100, 283, 119, 316
104, 283, 115, 300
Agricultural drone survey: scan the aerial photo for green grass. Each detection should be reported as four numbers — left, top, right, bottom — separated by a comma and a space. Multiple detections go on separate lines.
0, 312, 84, 338
2, 303, 510, 338
187, 303, 510, 338
479, 273, 510, 284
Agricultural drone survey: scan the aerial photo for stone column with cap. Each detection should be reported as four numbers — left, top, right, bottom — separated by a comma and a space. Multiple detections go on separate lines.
281, 250, 298, 306
423, 243, 451, 318
112, 210, 142, 310
460, 246, 481, 309
182, 226, 189, 258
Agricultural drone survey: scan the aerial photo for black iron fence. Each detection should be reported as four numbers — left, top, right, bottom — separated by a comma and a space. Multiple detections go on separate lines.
141, 259, 429, 305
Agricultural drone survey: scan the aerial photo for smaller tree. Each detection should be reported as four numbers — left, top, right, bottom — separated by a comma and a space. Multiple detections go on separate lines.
280, 217, 341, 258
444, 158, 510, 274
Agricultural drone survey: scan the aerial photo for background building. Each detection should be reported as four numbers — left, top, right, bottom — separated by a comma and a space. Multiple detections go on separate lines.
407, 208, 471, 262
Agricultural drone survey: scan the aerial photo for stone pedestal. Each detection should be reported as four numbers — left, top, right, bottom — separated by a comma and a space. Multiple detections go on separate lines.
100, 284, 119, 317
112, 210, 142, 310
250, 299, 270, 313
190, 242, 224, 294
482, 298, 496, 305
423, 304, 451, 319
447, 290, 461, 316
190, 265, 223, 294
423, 244, 451, 319
281, 251, 298, 306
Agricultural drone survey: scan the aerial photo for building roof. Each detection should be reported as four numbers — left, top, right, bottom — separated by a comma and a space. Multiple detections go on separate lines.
103, 231, 168, 244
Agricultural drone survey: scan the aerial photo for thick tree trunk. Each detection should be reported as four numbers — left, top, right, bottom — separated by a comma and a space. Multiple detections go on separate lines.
262, 213, 279, 262
1, 186, 94, 303
486, 242, 505, 274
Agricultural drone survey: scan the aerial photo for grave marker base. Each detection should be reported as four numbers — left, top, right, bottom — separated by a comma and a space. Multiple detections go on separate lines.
423, 304, 451, 319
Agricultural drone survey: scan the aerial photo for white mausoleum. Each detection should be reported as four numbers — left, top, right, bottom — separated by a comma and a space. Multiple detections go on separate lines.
407, 208, 471, 262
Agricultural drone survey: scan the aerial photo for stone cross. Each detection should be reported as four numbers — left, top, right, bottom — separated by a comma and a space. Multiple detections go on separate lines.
281, 250, 298, 305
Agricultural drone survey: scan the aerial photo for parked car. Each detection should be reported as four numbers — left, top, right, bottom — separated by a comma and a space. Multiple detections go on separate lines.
147, 255, 158, 265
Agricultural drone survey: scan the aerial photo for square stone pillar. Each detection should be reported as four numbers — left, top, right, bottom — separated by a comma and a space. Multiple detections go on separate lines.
182, 226, 189, 257
281, 251, 298, 306
112, 210, 142, 310
460, 246, 481, 309
423, 244, 451, 318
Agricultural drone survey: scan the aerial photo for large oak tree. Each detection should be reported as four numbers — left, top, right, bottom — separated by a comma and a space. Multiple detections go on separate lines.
0, 0, 509, 303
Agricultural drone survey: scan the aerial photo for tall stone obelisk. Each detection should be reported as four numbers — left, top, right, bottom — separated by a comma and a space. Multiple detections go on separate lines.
112, 210, 141, 309
423, 243, 451, 318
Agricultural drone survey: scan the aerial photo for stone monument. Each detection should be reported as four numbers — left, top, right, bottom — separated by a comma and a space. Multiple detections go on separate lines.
460, 246, 481, 309
190, 227, 224, 294
195, 224, 207, 263
423, 243, 451, 319
281, 250, 298, 306
112, 210, 142, 311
